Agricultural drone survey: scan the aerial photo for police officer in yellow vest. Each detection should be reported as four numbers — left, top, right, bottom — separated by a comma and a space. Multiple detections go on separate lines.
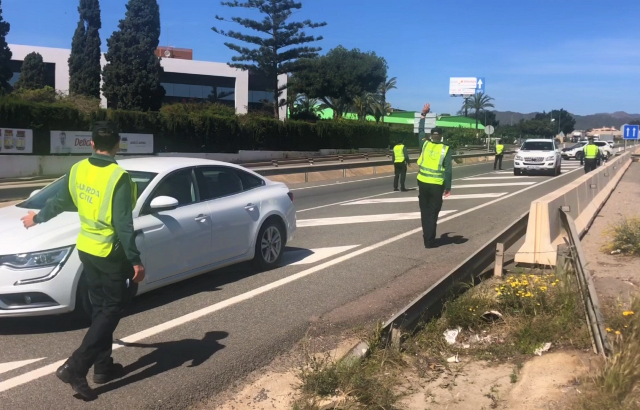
494, 139, 505, 170
392, 138, 410, 191
21, 122, 145, 400
418, 103, 453, 248
583, 137, 601, 174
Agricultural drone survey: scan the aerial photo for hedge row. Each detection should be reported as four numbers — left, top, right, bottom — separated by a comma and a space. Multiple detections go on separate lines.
0, 99, 391, 154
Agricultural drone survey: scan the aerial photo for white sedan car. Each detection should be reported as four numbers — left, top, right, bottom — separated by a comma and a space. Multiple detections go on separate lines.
0, 158, 296, 317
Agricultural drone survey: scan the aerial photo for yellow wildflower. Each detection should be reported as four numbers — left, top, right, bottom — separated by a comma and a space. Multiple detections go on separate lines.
623, 311, 635, 316
616, 331, 621, 335
606, 328, 612, 332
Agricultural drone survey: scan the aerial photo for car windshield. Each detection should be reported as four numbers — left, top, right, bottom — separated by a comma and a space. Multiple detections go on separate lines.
570, 143, 586, 149
16, 171, 157, 210
521, 141, 554, 151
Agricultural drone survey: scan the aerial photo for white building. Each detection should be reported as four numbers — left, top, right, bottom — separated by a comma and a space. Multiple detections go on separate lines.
8, 44, 287, 118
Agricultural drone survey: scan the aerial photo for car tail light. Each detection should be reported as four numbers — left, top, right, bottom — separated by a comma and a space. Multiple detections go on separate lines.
287, 192, 294, 202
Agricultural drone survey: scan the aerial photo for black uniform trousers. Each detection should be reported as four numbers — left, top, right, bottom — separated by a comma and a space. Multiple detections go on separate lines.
68, 245, 134, 377
584, 159, 598, 174
393, 162, 407, 190
494, 154, 503, 170
418, 181, 445, 246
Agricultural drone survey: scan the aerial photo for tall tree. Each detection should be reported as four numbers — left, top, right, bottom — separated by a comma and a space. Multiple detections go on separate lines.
212, 0, 326, 119
102, 0, 165, 111
294, 46, 387, 120
534, 109, 575, 135
352, 93, 375, 121
462, 93, 495, 129
69, 0, 102, 98
378, 76, 396, 123
0, 1, 12, 93
14, 52, 46, 90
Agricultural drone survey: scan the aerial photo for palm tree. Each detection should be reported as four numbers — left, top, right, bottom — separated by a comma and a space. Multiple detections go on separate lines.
352, 93, 375, 121
378, 77, 397, 123
319, 97, 352, 120
463, 93, 495, 129
372, 100, 392, 123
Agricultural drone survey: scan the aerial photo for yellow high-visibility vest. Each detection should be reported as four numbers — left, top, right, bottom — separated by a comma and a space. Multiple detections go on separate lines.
496, 144, 504, 155
69, 159, 135, 257
584, 144, 599, 159
393, 144, 406, 163
417, 142, 449, 185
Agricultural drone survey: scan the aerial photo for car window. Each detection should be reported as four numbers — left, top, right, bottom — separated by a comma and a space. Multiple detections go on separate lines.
17, 171, 157, 211
148, 169, 197, 207
595, 142, 607, 147
197, 167, 245, 200
521, 141, 554, 151
237, 170, 265, 191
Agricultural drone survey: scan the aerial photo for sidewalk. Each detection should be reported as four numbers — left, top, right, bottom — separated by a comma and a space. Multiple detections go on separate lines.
581, 161, 640, 303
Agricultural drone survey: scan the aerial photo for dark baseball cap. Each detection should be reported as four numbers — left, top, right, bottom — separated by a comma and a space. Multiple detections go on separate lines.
431, 127, 443, 136
91, 121, 120, 140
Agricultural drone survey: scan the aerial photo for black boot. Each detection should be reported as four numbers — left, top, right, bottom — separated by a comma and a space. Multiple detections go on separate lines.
93, 362, 125, 384
56, 363, 97, 401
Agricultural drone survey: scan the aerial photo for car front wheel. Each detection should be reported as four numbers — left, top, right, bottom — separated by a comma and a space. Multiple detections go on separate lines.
514, 168, 522, 176
253, 220, 285, 270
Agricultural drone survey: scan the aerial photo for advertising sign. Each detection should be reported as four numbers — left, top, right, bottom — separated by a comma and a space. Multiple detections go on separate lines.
449, 77, 485, 96
50, 131, 154, 154
0, 128, 34, 154
413, 113, 437, 133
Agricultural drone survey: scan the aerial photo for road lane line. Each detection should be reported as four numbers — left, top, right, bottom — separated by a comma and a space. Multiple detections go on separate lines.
290, 161, 514, 191
343, 193, 507, 205
0, 165, 582, 394
0, 359, 45, 375
462, 176, 543, 180
297, 211, 458, 227
297, 168, 513, 213
454, 182, 537, 188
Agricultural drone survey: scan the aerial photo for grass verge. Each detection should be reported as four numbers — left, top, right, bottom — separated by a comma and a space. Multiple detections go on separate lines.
602, 217, 640, 256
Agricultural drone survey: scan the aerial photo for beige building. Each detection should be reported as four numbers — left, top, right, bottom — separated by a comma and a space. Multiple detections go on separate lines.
588, 127, 622, 138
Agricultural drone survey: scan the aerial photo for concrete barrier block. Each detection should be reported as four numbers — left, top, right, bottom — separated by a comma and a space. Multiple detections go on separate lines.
515, 153, 631, 266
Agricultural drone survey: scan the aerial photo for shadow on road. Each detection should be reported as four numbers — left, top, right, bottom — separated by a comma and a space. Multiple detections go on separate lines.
436, 232, 469, 247
0, 260, 266, 335
93, 331, 228, 396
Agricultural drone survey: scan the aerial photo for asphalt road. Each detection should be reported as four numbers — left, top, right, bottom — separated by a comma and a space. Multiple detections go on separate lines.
0, 158, 590, 409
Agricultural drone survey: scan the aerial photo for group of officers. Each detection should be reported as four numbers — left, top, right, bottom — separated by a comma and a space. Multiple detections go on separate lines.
391, 105, 607, 250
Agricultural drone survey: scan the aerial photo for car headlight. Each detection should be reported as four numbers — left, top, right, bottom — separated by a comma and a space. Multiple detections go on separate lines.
515, 156, 523, 161
545, 156, 556, 161
0, 246, 73, 269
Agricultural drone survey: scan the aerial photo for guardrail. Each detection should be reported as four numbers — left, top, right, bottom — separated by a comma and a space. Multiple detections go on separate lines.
382, 212, 529, 339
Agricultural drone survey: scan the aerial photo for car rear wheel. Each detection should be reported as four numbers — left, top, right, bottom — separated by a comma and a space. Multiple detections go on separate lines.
253, 220, 285, 271
575, 152, 583, 162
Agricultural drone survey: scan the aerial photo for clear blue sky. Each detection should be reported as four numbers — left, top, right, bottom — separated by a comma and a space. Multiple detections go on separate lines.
4, 0, 640, 115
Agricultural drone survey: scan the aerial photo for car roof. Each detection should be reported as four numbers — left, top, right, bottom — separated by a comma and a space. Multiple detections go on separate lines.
118, 157, 247, 174
523, 139, 555, 143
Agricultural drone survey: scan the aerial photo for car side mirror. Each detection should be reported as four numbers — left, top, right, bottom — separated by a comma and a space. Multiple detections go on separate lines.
29, 189, 41, 198
149, 196, 179, 211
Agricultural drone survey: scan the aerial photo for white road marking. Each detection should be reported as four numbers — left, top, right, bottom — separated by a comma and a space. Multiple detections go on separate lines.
462, 176, 543, 180
297, 168, 513, 213
281, 246, 360, 266
0, 359, 45, 375
454, 182, 537, 188
0, 166, 583, 394
297, 211, 457, 227
343, 193, 507, 205
290, 161, 513, 191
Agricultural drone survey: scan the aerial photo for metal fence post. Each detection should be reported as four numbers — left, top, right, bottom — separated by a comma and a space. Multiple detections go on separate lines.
494, 243, 505, 277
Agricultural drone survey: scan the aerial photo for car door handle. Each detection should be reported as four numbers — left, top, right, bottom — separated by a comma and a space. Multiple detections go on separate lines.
245, 203, 256, 211
195, 214, 209, 222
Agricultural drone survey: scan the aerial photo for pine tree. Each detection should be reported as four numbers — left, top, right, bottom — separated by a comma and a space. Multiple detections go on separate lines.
69, 0, 102, 98
0, 0, 13, 93
212, 0, 326, 119
14, 52, 46, 90
102, 0, 165, 111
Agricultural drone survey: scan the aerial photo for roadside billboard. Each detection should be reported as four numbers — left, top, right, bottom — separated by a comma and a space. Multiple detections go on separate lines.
50, 131, 154, 154
449, 77, 484, 96
0, 128, 34, 154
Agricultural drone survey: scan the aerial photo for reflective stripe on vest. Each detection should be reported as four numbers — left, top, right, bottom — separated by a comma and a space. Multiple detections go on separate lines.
393, 144, 405, 163
496, 144, 504, 155
584, 144, 599, 159
417, 142, 449, 185
69, 159, 134, 257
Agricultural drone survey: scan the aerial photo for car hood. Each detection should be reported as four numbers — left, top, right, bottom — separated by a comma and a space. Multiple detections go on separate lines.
0, 206, 79, 254
518, 151, 556, 155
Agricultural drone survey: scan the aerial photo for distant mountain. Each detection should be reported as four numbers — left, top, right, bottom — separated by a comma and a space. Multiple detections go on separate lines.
494, 111, 640, 130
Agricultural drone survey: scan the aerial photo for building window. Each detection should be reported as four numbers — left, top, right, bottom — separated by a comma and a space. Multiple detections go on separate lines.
249, 90, 274, 103
161, 83, 235, 101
